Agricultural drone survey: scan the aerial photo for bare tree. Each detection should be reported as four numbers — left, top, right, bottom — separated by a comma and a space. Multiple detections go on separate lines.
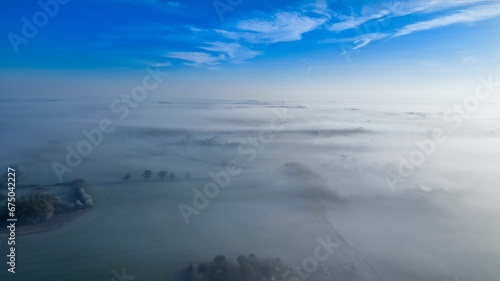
169, 172, 177, 181
142, 170, 153, 180
157, 170, 167, 180
123, 173, 131, 181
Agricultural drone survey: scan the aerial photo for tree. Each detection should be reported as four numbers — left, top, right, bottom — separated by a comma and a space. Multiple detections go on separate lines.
123, 173, 131, 181
17, 192, 58, 223
169, 172, 177, 181
157, 170, 167, 180
142, 170, 153, 180
239, 263, 257, 281
214, 255, 226, 264
237, 255, 248, 267
185, 172, 191, 179
210, 255, 228, 281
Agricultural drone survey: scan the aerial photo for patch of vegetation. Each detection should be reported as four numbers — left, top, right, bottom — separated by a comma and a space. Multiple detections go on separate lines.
188, 254, 284, 281
17, 192, 61, 223
188, 254, 361, 281
11, 178, 93, 224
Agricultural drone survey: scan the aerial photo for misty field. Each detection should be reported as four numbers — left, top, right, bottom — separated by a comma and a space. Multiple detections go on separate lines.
1, 99, 500, 281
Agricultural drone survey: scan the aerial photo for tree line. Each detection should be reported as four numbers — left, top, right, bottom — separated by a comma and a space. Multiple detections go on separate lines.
123, 170, 191, 181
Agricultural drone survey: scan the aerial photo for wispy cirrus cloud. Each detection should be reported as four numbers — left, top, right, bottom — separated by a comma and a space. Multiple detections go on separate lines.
385, 0, 487, 16
328, 0, 489, 32
166, 42, 262, 67
163, 0, 499, 67
221, 11, 328, 44
212, 0, 331, 45
393, 2, 500, 37
329, 10, 390, 32
325, 0, 499, 51
200, 42, 262, 63
352, 33, 389, 49
166, 1, 329, 67
321, 33, 388, 48
166, 51, 222, 67
310, 0, 332, 18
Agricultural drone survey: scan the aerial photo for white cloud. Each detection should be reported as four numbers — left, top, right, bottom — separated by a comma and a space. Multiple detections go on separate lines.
234, 11, 327, 44
213, 29, 240, 40
393, 2, 500, 37
164, 2, 331, 68
325, 1, 499, 51
328, 0, 488, 32
386, 0, 487, 16
329, 10, 390, 32
309, 0, 333, 18
166, 52, 222, 66
165, 4, 329, 68
200, 42, 262, 63
352, 33, 389, 49
166, 43, 262, 67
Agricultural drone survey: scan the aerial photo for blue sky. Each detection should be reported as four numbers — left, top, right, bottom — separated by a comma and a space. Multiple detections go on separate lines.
1, 0, 499, 100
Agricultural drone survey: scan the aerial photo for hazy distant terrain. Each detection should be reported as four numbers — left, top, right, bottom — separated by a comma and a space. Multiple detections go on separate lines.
1, 99, 500, 281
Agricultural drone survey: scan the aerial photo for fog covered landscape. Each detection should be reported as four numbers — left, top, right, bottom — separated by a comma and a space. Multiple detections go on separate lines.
1, 99, 500, 280
1, 0, 500, 280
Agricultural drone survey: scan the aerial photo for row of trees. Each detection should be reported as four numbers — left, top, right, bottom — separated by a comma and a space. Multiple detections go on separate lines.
187, 254, 359, 281
123, 170, 190, 181
188, 254, 283, 281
